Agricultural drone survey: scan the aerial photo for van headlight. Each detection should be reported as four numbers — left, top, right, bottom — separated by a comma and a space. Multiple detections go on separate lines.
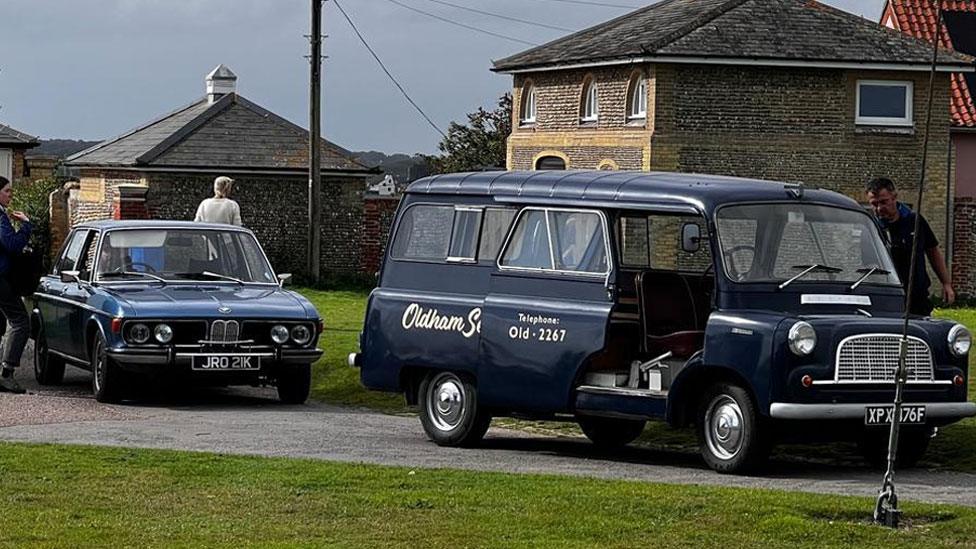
948, 324, 971, 357
271, 324, 290, 344
788, 321, 817, 356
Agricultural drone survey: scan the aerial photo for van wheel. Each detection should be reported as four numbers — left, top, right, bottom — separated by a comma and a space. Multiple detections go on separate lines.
419, 371, 491, 447
857, 429, 931, 469
277, 364, 311, 404
33, 327, 65, 385
92, 333, 126, 404
697, 382, 769, 474
578, 416, 646, 448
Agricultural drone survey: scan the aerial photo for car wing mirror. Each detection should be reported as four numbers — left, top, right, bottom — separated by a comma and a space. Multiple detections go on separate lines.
60, 270, 81, 284
277, 273, 292, 287
681, 223, 702, 253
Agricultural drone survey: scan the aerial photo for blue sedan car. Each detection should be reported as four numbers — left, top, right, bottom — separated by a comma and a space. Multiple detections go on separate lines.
30, 220, 323, 403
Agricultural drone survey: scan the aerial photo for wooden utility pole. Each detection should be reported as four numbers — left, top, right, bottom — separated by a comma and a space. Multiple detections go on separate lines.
308, 0, 323, 282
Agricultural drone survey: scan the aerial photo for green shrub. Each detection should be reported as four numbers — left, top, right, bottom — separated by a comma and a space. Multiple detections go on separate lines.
12, 177, 62, 270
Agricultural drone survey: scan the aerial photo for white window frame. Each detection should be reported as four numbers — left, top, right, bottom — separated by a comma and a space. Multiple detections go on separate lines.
855, 79, 913, 127
497, 207, 611, 278
627, 77, 647, 120
580, 80, 598, 123
0, 149, 12, 182
520, 84, 537, 125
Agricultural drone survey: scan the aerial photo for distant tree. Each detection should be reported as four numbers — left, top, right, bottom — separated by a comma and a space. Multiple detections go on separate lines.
428, 93, 511, 174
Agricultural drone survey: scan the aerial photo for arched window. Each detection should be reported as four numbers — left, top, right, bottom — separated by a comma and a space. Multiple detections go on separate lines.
520, 82, 537, 125
627, 74, 647, 121
580, 77, 598, 123
536, 156, 566, 170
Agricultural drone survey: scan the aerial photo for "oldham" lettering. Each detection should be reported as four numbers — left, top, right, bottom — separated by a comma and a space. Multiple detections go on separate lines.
401, 303, 481, 339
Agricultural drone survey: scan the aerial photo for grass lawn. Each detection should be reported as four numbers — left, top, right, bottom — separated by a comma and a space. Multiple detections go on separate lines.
2, 442, 975, 548
301, 288, 976, 473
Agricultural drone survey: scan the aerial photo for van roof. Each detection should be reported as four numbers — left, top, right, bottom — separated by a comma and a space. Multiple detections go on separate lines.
405, 171, 862, 216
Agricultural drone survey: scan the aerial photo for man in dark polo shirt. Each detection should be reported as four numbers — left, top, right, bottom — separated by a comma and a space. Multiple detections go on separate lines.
865, 177, 954, 316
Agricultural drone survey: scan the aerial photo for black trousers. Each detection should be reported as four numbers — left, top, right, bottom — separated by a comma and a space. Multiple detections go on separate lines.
909, 293, 934, 317
0, 276, 29, 368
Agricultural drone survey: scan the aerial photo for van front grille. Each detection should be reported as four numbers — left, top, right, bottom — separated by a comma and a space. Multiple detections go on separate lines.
835, 335, 933, 382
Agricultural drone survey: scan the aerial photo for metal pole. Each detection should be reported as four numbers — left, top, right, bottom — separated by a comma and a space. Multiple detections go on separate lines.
308, 0, 323, 283
873, 0, 943, 528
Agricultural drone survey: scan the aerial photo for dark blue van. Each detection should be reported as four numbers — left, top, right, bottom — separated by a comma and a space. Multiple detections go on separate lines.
351, 171, 975, 473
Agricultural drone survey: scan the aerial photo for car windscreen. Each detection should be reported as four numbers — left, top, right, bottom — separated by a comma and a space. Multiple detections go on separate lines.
715, 204, 900, 286
95, 229, 277, 283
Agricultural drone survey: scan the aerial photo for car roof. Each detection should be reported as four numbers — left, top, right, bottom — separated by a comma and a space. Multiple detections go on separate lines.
405, 171, 863, 216
75, 219, 253, 232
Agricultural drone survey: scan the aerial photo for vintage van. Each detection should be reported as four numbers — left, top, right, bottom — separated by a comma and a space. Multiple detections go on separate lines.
350, 171, 975, 473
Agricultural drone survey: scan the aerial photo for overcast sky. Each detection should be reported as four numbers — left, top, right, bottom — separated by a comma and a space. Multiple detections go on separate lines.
0, 0, 887, 155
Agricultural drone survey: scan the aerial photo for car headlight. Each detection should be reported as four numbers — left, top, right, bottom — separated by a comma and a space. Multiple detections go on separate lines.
788, 321, 817, 356
154, 323, 173, 344
291, 324, 312, 345
129, 323, 150, 344
271, 324, 290, 344
948, 324, 971, 357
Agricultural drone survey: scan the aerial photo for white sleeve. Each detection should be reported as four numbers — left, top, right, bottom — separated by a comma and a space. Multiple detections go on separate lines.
194, 200, 205, 222
233, 201, 242, 226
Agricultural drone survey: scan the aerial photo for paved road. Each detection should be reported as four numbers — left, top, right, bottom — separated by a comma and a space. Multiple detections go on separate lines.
3, 352, 976, 508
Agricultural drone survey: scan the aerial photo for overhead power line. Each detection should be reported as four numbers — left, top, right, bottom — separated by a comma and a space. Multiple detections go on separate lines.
384, 0, 539, 46
420, 0, 576, 32
332, 0, 447, 138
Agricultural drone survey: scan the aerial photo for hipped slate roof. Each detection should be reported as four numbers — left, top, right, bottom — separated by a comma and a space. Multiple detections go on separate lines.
492, 0, 976, 72
882, 0, 976, 127
66, 93, 374, 173
0, 123, 39, 147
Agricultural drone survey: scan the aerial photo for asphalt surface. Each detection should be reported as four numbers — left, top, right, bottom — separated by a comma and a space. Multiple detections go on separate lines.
2, 346, 976, 508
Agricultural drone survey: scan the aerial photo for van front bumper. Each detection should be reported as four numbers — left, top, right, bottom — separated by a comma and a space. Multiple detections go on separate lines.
770, 402, 976, 420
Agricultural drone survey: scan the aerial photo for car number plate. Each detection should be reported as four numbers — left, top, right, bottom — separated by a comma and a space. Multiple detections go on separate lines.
864, 405, 926, 426
191, 355, 261, 371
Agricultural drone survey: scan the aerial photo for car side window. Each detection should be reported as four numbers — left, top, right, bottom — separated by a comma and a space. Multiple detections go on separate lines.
56, 230, 89, 275
76, 232, 100, 281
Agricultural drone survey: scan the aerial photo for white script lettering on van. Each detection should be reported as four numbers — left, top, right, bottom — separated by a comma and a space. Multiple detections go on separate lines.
401, 303, 482, 339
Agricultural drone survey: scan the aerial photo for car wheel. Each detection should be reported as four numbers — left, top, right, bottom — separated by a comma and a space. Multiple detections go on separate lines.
577, 416, 646, 448
276, 364, 311, 404
419, 371, 490, 448
33, 327, 65, 385
91, 332, 125, 403
858, 428, 931, 469
697, 382, 769, 474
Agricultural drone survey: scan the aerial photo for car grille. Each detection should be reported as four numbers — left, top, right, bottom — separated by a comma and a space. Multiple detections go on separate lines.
210, 320, 241, 343
835, 334, 933, 382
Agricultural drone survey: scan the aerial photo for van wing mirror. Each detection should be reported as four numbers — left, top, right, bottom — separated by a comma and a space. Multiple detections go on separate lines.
277, 273, 292, 287
60, 270, 81, 284
681, 223, 702, 253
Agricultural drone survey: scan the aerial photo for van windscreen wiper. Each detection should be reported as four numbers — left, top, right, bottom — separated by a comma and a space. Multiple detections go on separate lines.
849, 266, 892, 290
778, 264, 843, 289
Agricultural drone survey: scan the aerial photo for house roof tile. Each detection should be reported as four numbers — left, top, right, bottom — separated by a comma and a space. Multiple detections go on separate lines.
0, 123, 39, 147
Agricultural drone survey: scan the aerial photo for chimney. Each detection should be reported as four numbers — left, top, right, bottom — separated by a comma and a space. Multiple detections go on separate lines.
206, 64, 237, 103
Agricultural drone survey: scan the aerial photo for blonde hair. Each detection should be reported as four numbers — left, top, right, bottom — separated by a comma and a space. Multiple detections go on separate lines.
214, 176, 234, 198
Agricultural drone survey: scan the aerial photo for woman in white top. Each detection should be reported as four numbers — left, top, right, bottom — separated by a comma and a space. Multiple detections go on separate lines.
194, 175, 243, 226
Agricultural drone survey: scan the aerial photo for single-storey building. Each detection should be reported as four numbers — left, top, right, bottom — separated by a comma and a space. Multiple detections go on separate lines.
0, 123, 39, 183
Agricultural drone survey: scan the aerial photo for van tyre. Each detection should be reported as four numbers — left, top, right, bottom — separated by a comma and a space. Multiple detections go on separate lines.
419, 371, 491, 447
697, 382, 769, 474
33, 327, 65, 385
277, 364, 312, 404
91, 332, 126, 403
578, 416, 646, 448
858, 429, 930, 469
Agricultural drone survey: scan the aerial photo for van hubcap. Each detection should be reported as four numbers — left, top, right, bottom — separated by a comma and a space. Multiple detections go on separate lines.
428, 374, 465, 432
705, 395, 744, 460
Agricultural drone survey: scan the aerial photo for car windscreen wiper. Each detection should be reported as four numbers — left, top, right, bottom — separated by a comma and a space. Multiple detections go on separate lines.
849, 266, 892, 290
174, 271, 246, 285
778, 264, 843, 290
99, 270, 167, 283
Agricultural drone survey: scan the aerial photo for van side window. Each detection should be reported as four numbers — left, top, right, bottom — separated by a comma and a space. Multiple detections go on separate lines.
391, 205, 454, 261
448, 208, 483, 262
619, 214, 711, 272
501, 208, 609, 274
478, 208, 517, 261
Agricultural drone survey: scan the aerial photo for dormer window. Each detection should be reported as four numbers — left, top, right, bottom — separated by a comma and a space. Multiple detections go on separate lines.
580, 78, 598, 123
627, 75, 647, 121
520, 83, 537, 125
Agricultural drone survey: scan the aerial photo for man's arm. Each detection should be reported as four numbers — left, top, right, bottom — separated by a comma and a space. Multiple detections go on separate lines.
927, 246, 955, 305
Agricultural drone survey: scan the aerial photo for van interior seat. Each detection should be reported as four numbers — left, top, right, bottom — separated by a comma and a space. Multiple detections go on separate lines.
635, 270, 705, 359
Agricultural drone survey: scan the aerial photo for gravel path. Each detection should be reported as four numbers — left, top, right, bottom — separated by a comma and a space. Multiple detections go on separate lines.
3, 347, 976, 508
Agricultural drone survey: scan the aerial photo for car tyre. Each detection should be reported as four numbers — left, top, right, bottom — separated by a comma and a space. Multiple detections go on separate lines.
577, 416, 646, 448
858, 428, 931, 469
419, 371, 490, 448
91, 332, 126, 403
33, 327, 65, 385
277, 364, 312, 404
697, 382, 770, 474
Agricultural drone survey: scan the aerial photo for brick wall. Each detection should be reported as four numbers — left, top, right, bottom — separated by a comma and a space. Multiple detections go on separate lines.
362, 195, 400, 275
953, 197, 976, 298
12, 149, 27, 181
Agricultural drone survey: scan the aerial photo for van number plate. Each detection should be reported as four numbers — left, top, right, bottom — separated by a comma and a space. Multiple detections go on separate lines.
864, 405, 926, 426
191, 355, 261, 371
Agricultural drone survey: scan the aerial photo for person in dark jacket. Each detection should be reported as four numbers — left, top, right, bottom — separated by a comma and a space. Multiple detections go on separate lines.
0, 176, 32, 393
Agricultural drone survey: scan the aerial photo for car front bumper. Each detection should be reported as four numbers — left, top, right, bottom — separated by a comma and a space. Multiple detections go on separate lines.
106, 347, 323, 371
